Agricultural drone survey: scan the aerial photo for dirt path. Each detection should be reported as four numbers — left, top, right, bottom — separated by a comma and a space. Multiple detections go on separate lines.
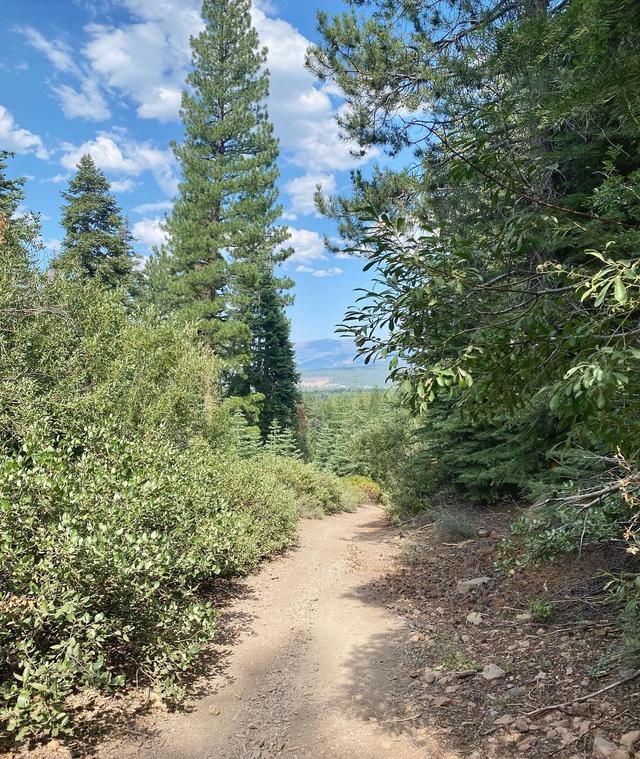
94, 505, 459, 759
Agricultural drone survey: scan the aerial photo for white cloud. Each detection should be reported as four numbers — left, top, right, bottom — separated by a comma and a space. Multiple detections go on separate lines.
285, 227, 327, 264
52, 80, 111, 121
110, 178, 137, 192
250, 5, 374, 171
41, 173, 70, 184
133, 199, 172, 214
296, 264, 343, 278
0, 105, 49, 159
82, 5, 198, 122
20, 26, 111, 121
285, 173, 335, 216
60, 131, 177, 195
19, 26, 76, 73
132, 217, 168, 248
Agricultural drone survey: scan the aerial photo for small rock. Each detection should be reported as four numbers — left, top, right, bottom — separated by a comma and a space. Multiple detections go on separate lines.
503, 731, 522, 744
517, 737, 538, 752
514, 717, 529, 733
457, 576, 491, 593
508, 686, 526, 698
621, 732, 640, 750
610, 751, 629, 759
593, 733, 620, 758
573, 702, 593, 717
434, 696, 452, 707
466, 611, 483, 626
445, 685, 459, 694
515, 613, 532, 622
478, 528, 490, 537
573, 718, 591, 736
556, 726, 575, 746
423, 669, 437, 684
48, 741, 61, 751
489, 530, 500, 540
482, 664, 506, 680
536, 627, 546, 635
494, 715, 514, 726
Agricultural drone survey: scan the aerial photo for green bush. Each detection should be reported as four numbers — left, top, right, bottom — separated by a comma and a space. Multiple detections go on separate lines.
435, 508, 479, 543
343, 475, 384, 504
258, 453, 344, 517
0, 267, 299, 742
0, 428, 297, 742
336, 479, 371, 512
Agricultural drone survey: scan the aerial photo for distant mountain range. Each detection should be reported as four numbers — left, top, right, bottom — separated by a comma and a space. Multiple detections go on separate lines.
295, 338, 389, 391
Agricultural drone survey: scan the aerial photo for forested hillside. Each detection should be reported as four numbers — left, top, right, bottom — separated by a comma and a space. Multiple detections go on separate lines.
1, 0, 639, 754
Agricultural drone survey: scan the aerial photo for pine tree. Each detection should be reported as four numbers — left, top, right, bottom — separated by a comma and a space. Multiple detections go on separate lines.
0, 151, 24, 223
244, 267, 300, 435
0, 152, 38, 286
0, 153, 41, 370
230, 409, 264, 458
265, 419, 302, 459
162, 0, 291, 365
59, 154, 134, 289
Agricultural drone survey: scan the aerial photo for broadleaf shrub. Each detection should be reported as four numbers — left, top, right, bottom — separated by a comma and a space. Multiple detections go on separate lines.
0, 266, 299, 742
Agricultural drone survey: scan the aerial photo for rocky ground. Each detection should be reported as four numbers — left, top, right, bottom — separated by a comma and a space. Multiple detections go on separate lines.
376, 506, 640, 758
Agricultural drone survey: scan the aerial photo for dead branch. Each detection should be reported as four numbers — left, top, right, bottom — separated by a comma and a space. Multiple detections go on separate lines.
524, 669, 640, 719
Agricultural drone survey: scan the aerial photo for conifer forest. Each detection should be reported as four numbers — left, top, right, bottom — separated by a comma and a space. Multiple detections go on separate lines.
0, 0, 639, 756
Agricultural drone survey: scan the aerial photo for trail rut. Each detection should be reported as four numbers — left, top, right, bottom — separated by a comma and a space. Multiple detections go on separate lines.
96, 505, 459, 759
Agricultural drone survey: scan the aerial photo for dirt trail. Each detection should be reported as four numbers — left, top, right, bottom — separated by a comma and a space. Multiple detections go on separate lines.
95, 505, 459, 759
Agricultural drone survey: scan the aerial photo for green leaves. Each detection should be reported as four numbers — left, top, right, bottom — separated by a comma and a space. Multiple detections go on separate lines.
0, 258, 301, 743
614, 276, 628, 305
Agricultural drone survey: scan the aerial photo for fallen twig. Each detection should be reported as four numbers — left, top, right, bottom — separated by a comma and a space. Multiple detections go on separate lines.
380, 713, 422, 724
524, 669, 640, 718
441, 539, 476, 547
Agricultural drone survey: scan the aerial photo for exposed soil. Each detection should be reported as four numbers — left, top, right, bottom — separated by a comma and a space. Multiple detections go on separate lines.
10, 504, 640, 759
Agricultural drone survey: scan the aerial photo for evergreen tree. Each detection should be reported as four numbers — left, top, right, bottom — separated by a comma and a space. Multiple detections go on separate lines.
59, 154, 134, 288
0, 153, 41, 407
161, 0, 291, 366
230, 409, 264, 458
0, 151, 24, 222
0, 152, 39, 296
245, 267, 300, 435
265, 419, 302, 459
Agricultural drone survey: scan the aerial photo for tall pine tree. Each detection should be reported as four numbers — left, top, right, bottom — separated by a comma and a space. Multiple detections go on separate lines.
158, 0, 300, 431
162, 0, 287, 349
247, 267, 300, 434
59, 154, 134, 288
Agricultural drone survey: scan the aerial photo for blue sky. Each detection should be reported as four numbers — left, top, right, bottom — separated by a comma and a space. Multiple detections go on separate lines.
0, 0, 380, 343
